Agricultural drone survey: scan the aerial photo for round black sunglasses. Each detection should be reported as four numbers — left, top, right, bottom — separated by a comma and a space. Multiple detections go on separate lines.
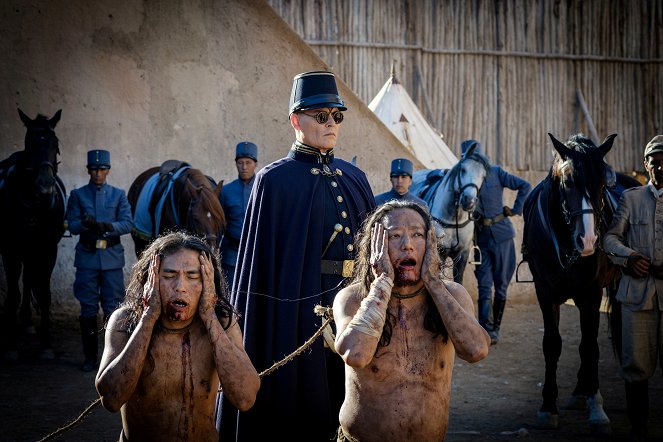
300, 110, 344, 125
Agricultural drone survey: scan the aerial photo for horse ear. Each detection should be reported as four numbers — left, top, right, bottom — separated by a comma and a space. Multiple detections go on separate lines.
548, 133, 571, 159
461, 142, 478, 159
215, 180, 224, 196
598, 133, 617, 158
18, 108, 32, 127
49, 109, 62, 129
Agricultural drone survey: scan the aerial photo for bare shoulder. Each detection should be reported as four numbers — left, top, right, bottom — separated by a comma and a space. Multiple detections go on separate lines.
333, 282, 365, 322
334, 282, 363, 308
106, 307, 132, 333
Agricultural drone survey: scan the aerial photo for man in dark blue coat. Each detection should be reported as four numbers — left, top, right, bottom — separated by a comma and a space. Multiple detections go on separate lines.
467, 140, 531, 345
217, 71, 376, 440
218, 141, 258, 286
374, 158, 426, 206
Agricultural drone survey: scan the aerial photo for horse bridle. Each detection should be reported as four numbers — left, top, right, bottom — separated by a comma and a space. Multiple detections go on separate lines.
184, 188, 218, 246
542, 184, 604, 269
433, 159, 483, 251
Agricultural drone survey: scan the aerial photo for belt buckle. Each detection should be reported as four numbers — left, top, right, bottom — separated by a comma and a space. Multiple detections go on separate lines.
96, 239, 107, 249
342, 260, 354, 278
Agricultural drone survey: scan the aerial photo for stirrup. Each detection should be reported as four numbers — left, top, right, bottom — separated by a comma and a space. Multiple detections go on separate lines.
469, 245, 482, 265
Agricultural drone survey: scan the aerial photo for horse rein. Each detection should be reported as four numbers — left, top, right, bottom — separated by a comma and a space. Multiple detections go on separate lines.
539, 183, 605, 269
183, 183, 218, 246
434, 163, 483, 251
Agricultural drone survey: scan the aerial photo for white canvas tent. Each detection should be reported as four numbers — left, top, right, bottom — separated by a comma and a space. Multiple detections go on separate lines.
369, 73, 458, 169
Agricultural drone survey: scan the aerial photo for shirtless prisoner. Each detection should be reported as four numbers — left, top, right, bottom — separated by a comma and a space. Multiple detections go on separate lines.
333, 200, 490, 441
95, 232, 260, 441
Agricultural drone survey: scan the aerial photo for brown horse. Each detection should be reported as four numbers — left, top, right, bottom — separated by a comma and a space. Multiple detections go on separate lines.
127, 160, 225, 258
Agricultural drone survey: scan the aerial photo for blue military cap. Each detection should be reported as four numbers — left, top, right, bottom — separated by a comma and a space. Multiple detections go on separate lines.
390, 158, 413, 177
289, 71, 347, 115
460, 139, 483, 156
235, 141, 258, 161
87, 149, 111, 169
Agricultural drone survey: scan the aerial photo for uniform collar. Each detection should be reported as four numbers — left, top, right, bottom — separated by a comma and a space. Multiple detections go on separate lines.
88, 181, 107, 191
648, 182, 663, 198
288, 141, 335, 165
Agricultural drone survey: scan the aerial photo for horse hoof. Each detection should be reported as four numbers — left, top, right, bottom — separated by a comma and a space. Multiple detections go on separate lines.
587, 391, 611, 435
536, 411, 559, 429
39, 349, 55, 360
564, 394, 587, 410
2, 350, 19, 361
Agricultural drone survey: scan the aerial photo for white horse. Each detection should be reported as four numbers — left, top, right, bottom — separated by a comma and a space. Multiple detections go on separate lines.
410, 142, 490, 283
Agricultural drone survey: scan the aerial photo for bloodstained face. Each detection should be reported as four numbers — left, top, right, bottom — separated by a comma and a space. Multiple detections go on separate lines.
158, 248, 203, 329
383, 208, 427, 287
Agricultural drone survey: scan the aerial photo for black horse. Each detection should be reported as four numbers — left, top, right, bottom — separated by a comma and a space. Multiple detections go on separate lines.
0, 109, 66, 360
522, 133, 640, 435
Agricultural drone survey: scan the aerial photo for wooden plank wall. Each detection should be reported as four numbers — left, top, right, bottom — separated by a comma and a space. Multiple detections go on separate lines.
267, 0, 663, 173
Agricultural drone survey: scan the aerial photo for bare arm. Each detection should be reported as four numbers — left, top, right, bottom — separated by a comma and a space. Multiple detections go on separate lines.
422, 229, 490, 362
95, 254, 162, 412
198, 254, 260, 412
334, 222, 393, 368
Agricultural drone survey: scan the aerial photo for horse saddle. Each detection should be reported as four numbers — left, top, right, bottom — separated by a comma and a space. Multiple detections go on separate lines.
133, 161, 191, 240
159, 159, 190, 176
418, 169, 448, 202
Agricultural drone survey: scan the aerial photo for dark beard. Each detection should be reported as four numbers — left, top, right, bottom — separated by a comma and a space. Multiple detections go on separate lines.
394, 268, 419, 287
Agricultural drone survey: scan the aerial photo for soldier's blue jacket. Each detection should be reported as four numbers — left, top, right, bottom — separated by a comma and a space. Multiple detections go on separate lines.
374, 188, 427, 206
66, 181, 133, 270
476, 165, 531, 245
219, 175, 255, 267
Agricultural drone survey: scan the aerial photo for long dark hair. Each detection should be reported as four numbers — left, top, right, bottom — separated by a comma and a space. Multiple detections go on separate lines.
120, 230, 235, 332
351, 200, 448, 349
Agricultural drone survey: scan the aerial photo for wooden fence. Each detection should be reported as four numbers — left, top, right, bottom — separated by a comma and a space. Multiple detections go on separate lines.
267, 0, 663, 172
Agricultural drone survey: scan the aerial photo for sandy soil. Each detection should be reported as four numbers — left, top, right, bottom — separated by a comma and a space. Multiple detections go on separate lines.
1, 298, 662, 442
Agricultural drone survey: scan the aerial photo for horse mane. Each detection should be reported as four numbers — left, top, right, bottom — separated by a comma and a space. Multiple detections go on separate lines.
549, 134, 610, 212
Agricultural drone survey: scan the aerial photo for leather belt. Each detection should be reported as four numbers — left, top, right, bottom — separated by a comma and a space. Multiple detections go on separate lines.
80, 237, 120, 250
320, 259, 354, 278
480, 213, 506, 226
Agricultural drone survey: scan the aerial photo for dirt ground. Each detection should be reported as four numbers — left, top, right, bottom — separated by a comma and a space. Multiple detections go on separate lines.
1, 296, 662, 442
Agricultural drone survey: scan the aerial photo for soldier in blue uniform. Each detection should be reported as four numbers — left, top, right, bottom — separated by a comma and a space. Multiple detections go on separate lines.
218, 141, 258, 286
217, 71, 376, 440
374, 157, 427, 206
66, 149, 133, 371
467, 140, 531, 344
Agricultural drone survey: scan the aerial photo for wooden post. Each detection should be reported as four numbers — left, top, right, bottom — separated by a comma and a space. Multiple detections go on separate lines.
576, 89, 600, 144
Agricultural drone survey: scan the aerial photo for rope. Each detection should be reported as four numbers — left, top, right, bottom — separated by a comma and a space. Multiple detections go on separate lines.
257, 311, 333, 379
35, 306, 334, 441
36, 398, 101, 442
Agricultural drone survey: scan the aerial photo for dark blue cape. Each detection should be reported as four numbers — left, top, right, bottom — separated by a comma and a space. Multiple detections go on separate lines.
217, 143, 375, 440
